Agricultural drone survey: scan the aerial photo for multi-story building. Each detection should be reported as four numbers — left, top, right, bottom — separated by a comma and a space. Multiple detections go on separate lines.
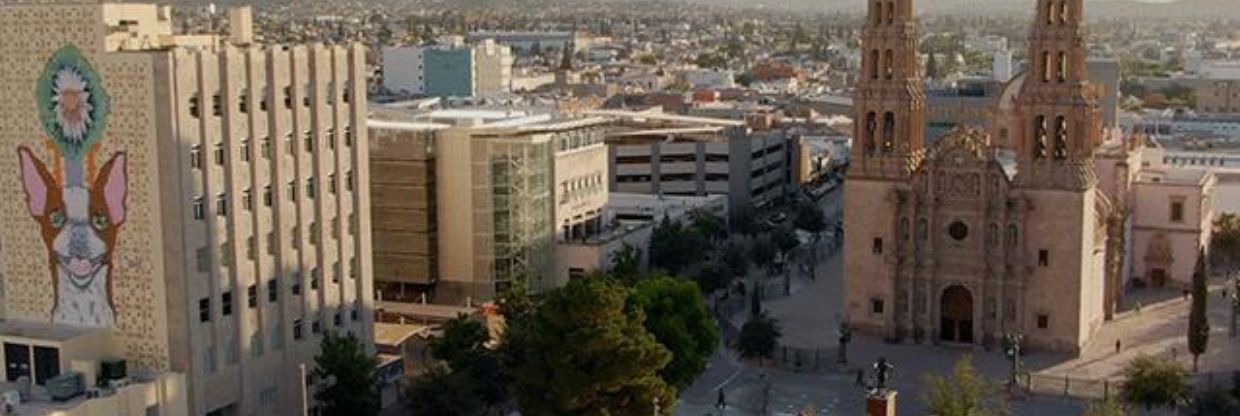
369, 110, 609, 303
591, 110, 792, 219
381, 39, 513, 98
0, 3, 373, 415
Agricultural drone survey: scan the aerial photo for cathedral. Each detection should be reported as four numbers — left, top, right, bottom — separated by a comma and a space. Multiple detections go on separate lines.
842, 0, 1155, 353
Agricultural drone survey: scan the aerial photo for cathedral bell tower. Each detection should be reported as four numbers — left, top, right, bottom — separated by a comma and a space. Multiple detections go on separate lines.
850, 0, 925, 180
1015, 0, 1102, 189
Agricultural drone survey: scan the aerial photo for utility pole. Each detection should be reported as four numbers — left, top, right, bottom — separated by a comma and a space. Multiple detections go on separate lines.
300, 363, 310, 416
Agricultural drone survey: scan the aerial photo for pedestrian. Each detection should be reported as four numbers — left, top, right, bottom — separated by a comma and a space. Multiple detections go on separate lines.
855, 368, 865, 388
716, 388, 726, 410
1115, 339, 1121, 353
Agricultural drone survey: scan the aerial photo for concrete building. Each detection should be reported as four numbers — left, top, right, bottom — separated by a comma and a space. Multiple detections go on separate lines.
369, 110, 609, 303
381, 40, 513, 98
588, 110, 792, 218
465, 31, 587, 54
0, 3, 374, 415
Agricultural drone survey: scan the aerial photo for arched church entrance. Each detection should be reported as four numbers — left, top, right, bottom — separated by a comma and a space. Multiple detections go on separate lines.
940, 285, 974, 343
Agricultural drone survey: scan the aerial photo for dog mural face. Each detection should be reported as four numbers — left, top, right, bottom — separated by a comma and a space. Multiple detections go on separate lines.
18, 146, 126, 327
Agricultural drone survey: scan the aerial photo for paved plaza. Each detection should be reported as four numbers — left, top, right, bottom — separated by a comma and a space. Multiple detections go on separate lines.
677, 188, 1239, 415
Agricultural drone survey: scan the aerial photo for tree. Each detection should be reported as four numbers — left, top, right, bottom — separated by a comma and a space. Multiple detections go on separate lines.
927, 53, 940, 80
692, 260, 732, 294
749, 236, 778, 278
407, 368, 485, 416
313, 332, 379, 416
721, 239, 751, 282
1212, 213, 1240, 268
1189, 386, 1240, 416
772, 226, 801, 295
1083, 397, 1128, 416
429, 316, 508, 409
496, 276, 535, 324
736, 312, 781, 362
922, 355, 1007, 416
1121, 355, 1191, 410
735, 72, 754, 88
507, 279, 675, 415
793, 202, 828, 279
649, 216, 708, 275
609, 243, 643, 282
690, 210, 728, 242
631, 276, 720, 388
1188, 249, 1210, 372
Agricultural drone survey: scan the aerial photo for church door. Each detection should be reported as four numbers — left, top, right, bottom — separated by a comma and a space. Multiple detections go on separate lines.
940, 286, 974, 343
1150, 268, 1168, 288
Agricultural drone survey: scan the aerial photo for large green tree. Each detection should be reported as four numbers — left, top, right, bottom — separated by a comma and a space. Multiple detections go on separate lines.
429, 316, 508, 409
922, 355, 1007, 416
649, 216, 709, 275
736, 312, 781, 362
406, 368, 485, 416
507, 278, 675, 415
1213, 213, 1240, 268
313, 332, 379, 416
1188, 249, 1210, 372
792, 202, 827, 279
631, 276, 720, 388
1121, 355, 1191, 410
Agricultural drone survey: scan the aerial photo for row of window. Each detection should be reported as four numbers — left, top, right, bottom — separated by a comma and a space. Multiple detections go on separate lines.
187, 83, 353, 119
871, 234, 1049, 266
198, 280, 362, 324
866, 297, 1052, 329
188, 127, 356, 169
191, 171, 356, 220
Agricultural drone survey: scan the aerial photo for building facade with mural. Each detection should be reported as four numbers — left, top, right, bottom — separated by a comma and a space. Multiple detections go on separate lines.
843, 0, 1213, 354
0, 3, 373, 415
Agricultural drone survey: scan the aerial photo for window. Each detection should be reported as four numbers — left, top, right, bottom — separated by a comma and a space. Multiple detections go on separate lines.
346, 170, 355, 191
216, 193, 228, 217
948, 221, 969, 241
263, 185, 273, 207
283, 86, 292, 109
189, 94, 201, 118
239, 89, 249, 113
190, 145, 203, 170
333, 313, 342, 326
350, 307, 359, 321
267, 279, 278, 302
291, 276, 302, 295
305, 135, 314, 153
1170, 201, 1184, 222
261, 137, 272, 159
872, 238, 883, 255
310, 267, 320, 289
287, 180, 297, 201
199, 298, 211, 322
871, 298, 885, 314
214, 143, 225, 166
211, 93, 222, 117
248, 285, 257, 308
241, 139, 252, 162
329, 173, 337, 194
243, 188, 253, 211
222, 291, 233, 316
1038, 249, 1049, 267
306, 178, 316, 200
312, 320, 322, 334
1037, 314, 1049, 329
294, 319, 304, 340
344, 127, 354, 147
196, 247, 209, 272
193, 197, 206, 220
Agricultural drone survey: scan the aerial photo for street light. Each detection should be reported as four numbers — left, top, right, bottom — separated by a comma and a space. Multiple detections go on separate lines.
1002, 333, 1024, 391
652, 397, 660, 416
837, 318, 852, 365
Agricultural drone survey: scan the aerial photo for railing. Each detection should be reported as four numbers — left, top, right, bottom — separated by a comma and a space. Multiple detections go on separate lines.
1020, 371, 1238, 400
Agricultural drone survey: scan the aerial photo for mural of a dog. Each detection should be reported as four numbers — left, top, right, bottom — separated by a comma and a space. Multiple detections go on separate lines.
18, 147, 126, 327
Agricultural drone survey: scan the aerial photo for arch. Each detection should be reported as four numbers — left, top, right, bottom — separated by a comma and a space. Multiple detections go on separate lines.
1006, 224, 1019, 247
1058, 1, 1069, 24
899, 217, 910, 241
872, 0, 882, 25
986, 222, 999, 246
1057, 51, 1068, 83
1053, 115, 1068, 159
1033, 115, 1048, 159
916, 218, 928, 242
1045, 0, 1055, 25
940, 285, 974, 343
884, 49, 895, 79
1144, 233, 1174, 288
864, 111, 878, 154
870, 49, 880, 80
882, 111, 896, 153
886, 1, 895, 24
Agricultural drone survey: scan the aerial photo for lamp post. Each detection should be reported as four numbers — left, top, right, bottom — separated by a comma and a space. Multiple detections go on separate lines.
837, 319, 852, 365
1003, 333, 1023, 391
652, 397, 660, 416
299, 363, 310, 416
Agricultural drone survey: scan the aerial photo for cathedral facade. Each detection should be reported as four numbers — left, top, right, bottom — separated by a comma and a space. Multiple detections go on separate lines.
843, 0, 1130, 353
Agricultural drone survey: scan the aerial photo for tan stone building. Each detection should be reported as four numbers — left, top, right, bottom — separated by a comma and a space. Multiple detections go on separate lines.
843, 0, 1137, 353
369, 110, 609, 303
0, 3, 373, 415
